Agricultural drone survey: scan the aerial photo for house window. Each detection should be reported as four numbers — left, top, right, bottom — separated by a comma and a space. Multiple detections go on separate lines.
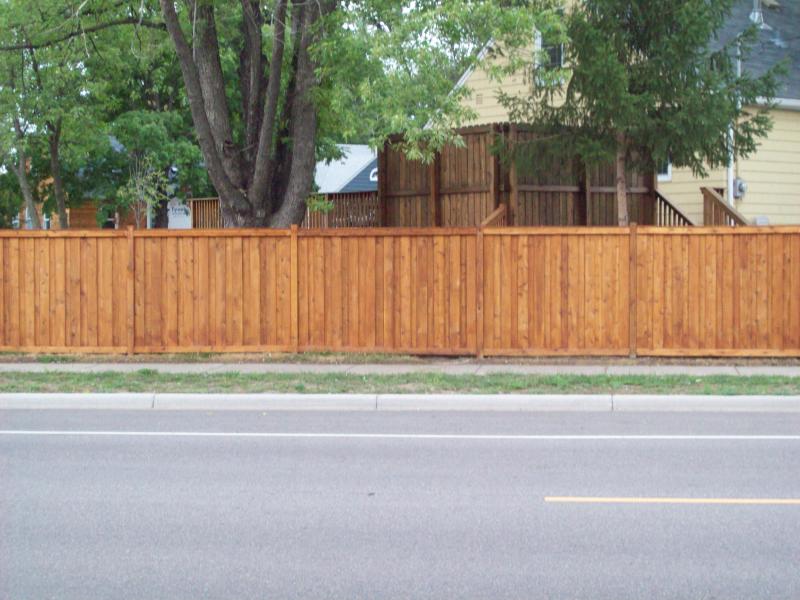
542, 40, 564, 70
533, 27, 565, 84
657, 160, 672, 182
475, 93, 483, 106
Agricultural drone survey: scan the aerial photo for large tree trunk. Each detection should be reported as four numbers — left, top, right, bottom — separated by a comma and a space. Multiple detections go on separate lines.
12, 118, 41, 229
159, 0, 253, 225
193, 2, 245, 190
153, 200, 169, 229
159, 0, 332, 228
269, 2, 320, 227
247, 0, 288, 218
615, 133, 629, 226
47, 120, 69, 228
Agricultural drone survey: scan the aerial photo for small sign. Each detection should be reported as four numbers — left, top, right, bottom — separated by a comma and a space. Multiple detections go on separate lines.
167, 199, 192, 229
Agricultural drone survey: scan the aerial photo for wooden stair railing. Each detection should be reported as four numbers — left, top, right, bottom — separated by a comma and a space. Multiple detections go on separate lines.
653, 191, 694, 226
702, 187, 748, 226
480, 204, 507, 227
190, 197, 223, 228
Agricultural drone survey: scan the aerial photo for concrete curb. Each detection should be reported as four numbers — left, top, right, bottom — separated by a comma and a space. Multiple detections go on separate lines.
376, 394, 612, 411
1, 393, 799, 412
0, 363, 799, 377
613, 394, 800, 412
154, 393, 376, 411
0, 393, 155, 410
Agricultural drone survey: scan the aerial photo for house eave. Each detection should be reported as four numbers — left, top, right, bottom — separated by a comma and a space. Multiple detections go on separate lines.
756, 97, 800, 111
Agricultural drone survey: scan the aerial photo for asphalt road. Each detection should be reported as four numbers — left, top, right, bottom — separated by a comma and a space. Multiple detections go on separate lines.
2, 409, 800, 599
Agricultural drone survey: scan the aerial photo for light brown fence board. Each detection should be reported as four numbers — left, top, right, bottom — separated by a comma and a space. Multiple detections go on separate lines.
296, 229, 478, 353
481, 229, 631, 355
635, 228, 800, 356
0, 233, 130, 353
0, 227, 798, 356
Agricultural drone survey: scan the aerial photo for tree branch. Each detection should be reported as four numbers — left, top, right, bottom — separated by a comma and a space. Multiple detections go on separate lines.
0, 18, 166, 52
247, 0, 288, 213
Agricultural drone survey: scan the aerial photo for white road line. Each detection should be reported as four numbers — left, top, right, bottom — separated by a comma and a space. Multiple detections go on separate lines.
0, 431, 799, 440
544, 496, 800, 505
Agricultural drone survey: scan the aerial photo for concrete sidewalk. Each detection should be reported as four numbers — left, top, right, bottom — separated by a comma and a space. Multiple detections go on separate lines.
0, 361, 798, 377
1, 392, 799, 412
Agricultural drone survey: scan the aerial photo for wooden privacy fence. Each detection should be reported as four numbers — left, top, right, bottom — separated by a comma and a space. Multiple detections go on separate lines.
0, 226, 798, 356
379, 124, 694, 227
302, 192, 380, 228
190, 192, 380, 229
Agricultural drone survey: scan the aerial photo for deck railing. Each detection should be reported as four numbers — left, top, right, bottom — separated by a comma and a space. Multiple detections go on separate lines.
480, 204, 507, 227
190, 192, 381, 229
653, 191, 694, 226
189, 197, 223, 228
303, 192, 380, 228
702, 187, 748, 226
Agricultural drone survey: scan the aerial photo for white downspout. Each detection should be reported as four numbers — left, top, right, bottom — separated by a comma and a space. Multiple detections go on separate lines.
727, 41, 742, 207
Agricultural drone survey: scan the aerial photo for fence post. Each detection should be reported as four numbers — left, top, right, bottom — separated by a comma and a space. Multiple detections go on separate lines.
430, 152, 441, 227
379, 141, 389, 226
507, 124, 517, 226
126, 226, 135, 355
629, 222, 638, 358
476, 226, 484, 358
290, 224, 299, 353
583, 163, 592, 226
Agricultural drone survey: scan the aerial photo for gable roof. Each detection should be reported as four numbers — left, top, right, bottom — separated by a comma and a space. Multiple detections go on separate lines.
339, 159, 378, 193
314, 145, 377, 194
715, 0, 799, 100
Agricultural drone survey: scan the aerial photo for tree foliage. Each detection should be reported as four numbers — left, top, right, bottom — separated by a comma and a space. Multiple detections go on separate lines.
1, 0, 540, 228
499, 0, 785, 224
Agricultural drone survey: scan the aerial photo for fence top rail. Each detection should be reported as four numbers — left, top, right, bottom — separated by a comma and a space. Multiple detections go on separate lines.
5, 224, 797, 238
133, 228, 291, 238
483, 226, 630, 236
637, 225, 800, 235
0, 229, 126, 238
298, 226, 478, 237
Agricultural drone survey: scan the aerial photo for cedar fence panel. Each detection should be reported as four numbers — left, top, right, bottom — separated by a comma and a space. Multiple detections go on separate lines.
133, 229, 294, 352
635, 227, 800, 356
0, 231, 130, 352
0, 226, 798, 356
297, 228, 478, 354
481, 228, 631, 355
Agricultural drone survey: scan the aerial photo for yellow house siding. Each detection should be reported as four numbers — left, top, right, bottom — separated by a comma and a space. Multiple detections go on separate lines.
736, 108, 800, 225
659, 108, 800, 225
460, 53, 529, 125
657, 168, 726, 226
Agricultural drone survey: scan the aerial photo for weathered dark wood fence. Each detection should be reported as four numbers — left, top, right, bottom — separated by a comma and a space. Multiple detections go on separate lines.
379, 124, 693, 227
0, 226, 797, 356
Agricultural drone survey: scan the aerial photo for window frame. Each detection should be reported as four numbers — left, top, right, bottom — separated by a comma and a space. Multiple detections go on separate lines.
656, 160, 672, 183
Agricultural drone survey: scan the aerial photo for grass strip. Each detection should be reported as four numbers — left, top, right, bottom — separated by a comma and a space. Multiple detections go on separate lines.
0, 371, 799, 395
